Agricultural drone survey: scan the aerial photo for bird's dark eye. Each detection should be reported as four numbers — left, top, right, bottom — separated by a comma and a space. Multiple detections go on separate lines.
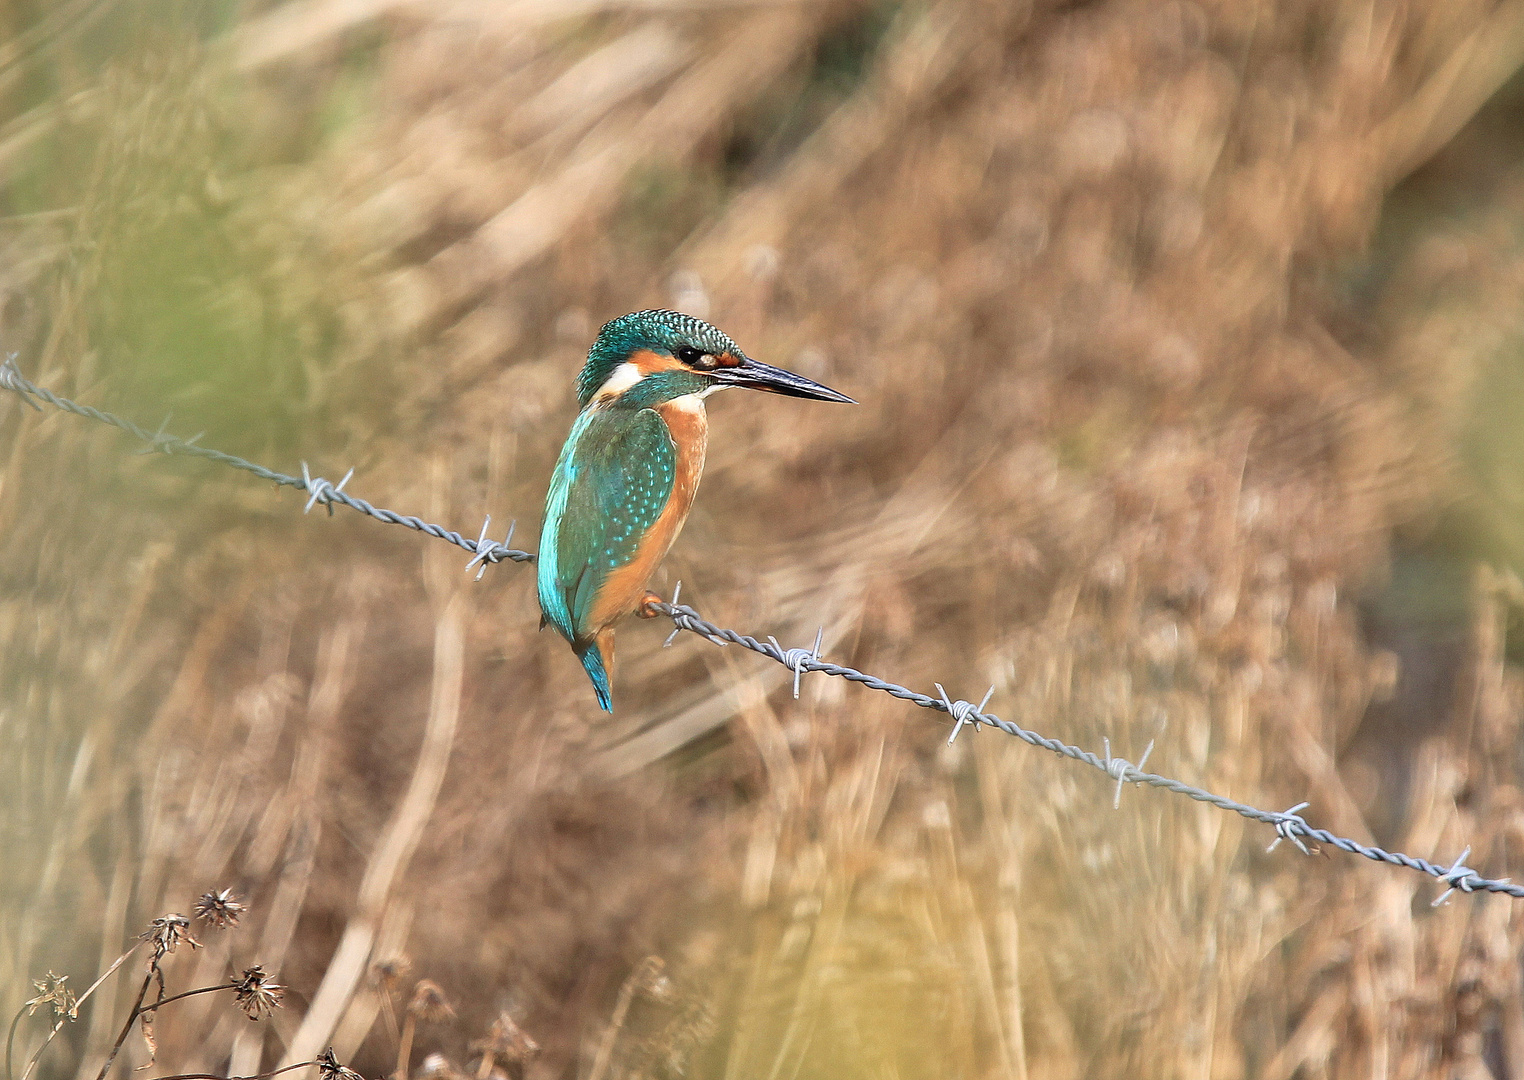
677, 346, 716, 369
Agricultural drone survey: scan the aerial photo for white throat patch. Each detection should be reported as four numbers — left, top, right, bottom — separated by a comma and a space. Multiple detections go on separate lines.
593, 361, 643, 400
667, 384, 729, 412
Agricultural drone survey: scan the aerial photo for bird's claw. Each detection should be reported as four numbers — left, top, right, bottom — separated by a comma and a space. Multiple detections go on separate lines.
636, 591, 665, 619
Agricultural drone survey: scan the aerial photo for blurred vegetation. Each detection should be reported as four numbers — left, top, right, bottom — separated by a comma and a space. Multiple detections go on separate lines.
6, 1, 1524, 1079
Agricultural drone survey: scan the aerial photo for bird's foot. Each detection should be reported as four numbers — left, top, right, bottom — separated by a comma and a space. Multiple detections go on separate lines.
636, 591, 665, 619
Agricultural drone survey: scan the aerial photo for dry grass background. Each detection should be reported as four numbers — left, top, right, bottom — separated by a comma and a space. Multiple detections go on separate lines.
7, 0, 1524, 1077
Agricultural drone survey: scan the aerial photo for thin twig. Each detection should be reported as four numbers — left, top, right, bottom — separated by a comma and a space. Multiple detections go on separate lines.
147, 1061, 318, 1080
92, 971, 153, 1080
76, 945, 145, 1011
394, 1013, 415, 1080
17, 1018, 68, 1080
136, 983, 238, 1015
586, 975, 639, 1080
5, 1009, 25, 1080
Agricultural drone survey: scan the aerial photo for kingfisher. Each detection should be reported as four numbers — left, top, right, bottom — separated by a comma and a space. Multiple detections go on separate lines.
538, 309, 854, 711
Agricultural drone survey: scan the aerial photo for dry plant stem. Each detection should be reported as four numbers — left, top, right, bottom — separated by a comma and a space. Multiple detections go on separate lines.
16, 1018, 69, 1080
394, 1014, 414, 1080
586, 967, 646, 1080
377, 990, 399, 1058
135, 984, 238, 1016
148, 1062, 317, 1080
4, 1010, 25, 1080
91, 972, 155, 1080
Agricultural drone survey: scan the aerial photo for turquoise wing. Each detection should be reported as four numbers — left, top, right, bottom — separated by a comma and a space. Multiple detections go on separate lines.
538, 406, 676, 642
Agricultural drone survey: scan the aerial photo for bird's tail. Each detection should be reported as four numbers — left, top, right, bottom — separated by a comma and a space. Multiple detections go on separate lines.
576, 629, 615, 712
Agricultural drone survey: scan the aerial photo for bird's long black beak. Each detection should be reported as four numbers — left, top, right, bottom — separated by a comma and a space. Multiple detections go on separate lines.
715, 357, 856, 403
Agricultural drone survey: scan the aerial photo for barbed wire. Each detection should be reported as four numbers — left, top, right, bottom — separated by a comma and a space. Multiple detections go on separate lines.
2, 357, 1517, 902
0, 356, 534, 569
648, 598, 1518, 901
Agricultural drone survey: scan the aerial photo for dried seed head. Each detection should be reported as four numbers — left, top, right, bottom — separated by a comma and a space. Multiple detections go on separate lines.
369, 955, 413, 993
634, 957, 674, 1002
141, 914, 201, 961
417, 1054, 468, 1080
406, 979, 455, 1023
470, 1011, 539, 1062
233, 965, 285, 1020
316, 1047, 364, 1080
651, 1000, 716, 1077
194, 889, 246, 929
24, 972, 78, 1021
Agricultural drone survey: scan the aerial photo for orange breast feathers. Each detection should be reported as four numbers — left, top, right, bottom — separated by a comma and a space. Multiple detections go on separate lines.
586, 398, 708, 629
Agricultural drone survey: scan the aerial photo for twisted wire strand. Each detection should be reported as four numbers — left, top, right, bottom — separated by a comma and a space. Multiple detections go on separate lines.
2, 361, 1515, 901
0, 357, 534, 566
650, 601, 1520, 900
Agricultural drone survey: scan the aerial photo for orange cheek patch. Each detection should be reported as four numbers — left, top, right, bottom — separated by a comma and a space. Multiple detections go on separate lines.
629, 348, 684, 375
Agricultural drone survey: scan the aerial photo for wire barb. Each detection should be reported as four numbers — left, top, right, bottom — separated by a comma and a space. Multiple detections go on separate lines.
1432, 847, 1483, 906
134, 414, 204, 455
660, 589, 727, 648
662, 583, 684, 647
1266, 802, 1313, 855
465, 516, 518, 580
0, 352, 41, 411
1103, 737, 1155, 809
1267, 802, 1314, 855
936, 684, 993, 744
768, 627, 824, 699
300, 462, 355, 516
